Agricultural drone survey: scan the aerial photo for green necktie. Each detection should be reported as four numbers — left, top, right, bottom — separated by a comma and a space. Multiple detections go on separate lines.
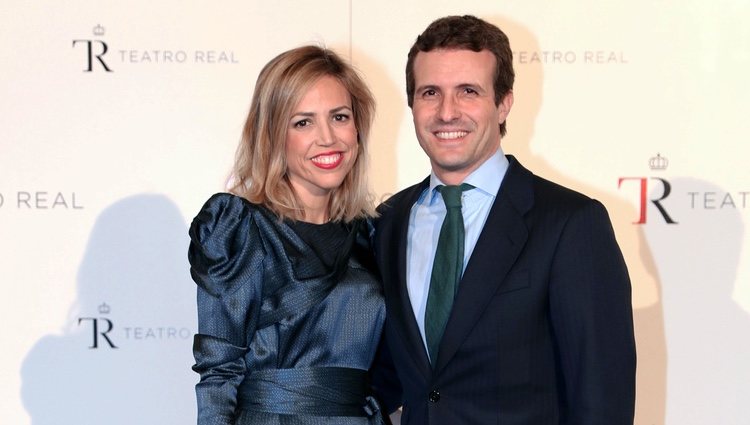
425, 183, 473, 365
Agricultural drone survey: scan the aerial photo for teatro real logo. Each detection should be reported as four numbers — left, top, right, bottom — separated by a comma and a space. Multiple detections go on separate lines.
77, 302, 193, 349
618, 153, 749, 224
72, 24, 112, 72
618, 153, 678, 225
72, 24, 239, 72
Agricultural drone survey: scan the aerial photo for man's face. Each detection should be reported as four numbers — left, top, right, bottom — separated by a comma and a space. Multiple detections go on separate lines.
411, 48, 513, 184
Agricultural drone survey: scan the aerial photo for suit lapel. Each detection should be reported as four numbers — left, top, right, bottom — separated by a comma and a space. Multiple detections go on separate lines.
434, 157, 534, 373
383, 178, 432, 379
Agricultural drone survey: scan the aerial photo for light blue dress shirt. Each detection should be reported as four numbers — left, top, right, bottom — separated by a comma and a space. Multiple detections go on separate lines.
406, 149, 509, 355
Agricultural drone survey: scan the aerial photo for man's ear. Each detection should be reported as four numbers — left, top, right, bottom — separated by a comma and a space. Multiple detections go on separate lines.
498, 90, 514, 123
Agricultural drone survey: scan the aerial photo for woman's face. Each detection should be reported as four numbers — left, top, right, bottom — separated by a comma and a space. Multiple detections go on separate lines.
285, 75, 358, 207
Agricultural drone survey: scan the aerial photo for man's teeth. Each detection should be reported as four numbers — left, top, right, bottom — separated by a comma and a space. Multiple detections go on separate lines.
436, 131, 468, 140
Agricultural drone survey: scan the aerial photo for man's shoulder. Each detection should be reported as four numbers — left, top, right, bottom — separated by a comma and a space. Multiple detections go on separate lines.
532, 174, 591, 203
523, 172, 615, 227
505, 157, 601, 215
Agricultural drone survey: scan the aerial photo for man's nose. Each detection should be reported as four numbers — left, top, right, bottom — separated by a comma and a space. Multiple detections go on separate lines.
438, 96, 460, 122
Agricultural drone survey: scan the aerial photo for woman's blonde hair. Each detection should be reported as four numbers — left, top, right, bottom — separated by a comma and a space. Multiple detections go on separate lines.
230, 45, 376, 222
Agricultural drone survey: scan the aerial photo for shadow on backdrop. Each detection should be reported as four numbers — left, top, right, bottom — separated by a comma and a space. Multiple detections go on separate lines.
21, 194, 197, 424
644, 178, 749, 425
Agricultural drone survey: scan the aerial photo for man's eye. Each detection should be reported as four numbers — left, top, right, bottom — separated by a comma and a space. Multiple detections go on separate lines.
423, 89, 437, 97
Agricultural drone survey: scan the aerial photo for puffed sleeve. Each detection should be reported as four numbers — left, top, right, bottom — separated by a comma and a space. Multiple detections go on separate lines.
188, 193, 266, 425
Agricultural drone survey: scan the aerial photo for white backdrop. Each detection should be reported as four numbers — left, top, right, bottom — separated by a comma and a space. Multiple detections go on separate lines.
1, 1, 748, 424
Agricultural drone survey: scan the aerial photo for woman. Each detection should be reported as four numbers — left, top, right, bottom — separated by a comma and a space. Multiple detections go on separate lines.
188, 46, 393, 424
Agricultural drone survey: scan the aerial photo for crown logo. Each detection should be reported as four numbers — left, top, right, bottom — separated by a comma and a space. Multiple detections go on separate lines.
649, 153, 668, 171
93, 24, 105, 36
98, 302, 111, 314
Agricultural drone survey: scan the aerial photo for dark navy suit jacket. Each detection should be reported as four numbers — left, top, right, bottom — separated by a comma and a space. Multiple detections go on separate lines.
373, 156, 636, 425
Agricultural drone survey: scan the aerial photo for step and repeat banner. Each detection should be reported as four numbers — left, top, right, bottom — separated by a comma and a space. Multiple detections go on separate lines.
2, 1, 748, 424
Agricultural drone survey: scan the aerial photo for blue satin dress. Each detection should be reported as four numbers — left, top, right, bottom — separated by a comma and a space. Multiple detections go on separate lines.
188, 193, 386, 425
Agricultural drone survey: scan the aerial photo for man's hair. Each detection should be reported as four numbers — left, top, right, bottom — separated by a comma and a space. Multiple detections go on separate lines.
405, 15, 515, 136
230, 45, 376, 222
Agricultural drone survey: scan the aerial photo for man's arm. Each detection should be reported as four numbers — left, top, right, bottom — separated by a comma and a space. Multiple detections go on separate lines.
549, 199, 636, 424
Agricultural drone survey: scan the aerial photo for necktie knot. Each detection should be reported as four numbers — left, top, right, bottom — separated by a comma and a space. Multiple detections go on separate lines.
437, 184, 472, 209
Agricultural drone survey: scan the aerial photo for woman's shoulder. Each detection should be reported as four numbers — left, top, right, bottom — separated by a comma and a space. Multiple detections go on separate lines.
188, 193, 267, 295
190, 192, 264, 238
197, 192, 258, 217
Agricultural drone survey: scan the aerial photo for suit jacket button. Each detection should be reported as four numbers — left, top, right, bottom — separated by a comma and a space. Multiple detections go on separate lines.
428, 390, 440, 403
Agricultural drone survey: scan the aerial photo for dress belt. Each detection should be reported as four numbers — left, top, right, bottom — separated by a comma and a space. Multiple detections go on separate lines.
237, 367, 382, 419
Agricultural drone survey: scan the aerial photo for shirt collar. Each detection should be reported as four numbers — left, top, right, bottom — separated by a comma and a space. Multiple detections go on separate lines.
426, 148, 509, 204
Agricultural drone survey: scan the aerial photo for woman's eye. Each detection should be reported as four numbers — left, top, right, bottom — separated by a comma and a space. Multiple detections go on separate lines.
294, 119, 310, 128
333, 114, 350, 122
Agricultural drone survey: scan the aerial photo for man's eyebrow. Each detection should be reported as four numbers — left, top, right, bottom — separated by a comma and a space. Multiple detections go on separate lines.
414, 84, 439, 93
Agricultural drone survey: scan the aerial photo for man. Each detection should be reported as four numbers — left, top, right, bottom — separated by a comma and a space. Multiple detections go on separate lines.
373, 15, 636, 424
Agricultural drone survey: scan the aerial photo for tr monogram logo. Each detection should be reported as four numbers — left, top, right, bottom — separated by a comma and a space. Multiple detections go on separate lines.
72, 24, 112, 72
78, 302, 118, 349
618, 177, 678, 224
617, 154, 677, 224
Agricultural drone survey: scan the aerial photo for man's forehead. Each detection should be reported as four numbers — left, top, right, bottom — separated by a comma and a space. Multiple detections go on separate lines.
413, 49, 496, 82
